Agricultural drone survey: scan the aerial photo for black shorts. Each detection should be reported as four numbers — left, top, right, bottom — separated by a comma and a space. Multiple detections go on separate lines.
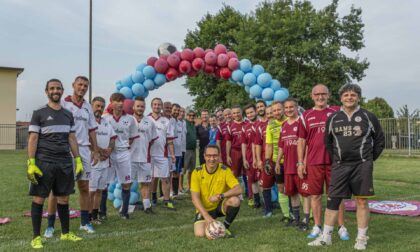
328, 160, 374, 198
29, 160, 75, 198
275, 165, 284, 184
194, 200, 225, 223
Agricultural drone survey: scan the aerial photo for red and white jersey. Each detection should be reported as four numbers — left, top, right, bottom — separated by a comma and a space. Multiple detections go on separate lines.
226, 121, 245, 150
253, 119, 269, 161
298, 106, 339, 165
242, 121, 256, 164
180, 120, 187, 153
62, 96, 97, 146
103, 113, 138, 150
173, 119, 186, 156
216, 121, 229, 163
148, 114, 175, 157
94, 118, 117, 169
130, 116, 158, 163
279, 120, 299, 174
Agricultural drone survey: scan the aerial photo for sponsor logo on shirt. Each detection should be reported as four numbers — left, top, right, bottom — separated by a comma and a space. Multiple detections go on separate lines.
47, 116, 54, 121
355, 116, 362, 122
74, 115, 88, 121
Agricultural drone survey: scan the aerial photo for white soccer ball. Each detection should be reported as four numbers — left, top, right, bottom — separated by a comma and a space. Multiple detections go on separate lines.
157, 42, 177, 57
205, 220, 226, 240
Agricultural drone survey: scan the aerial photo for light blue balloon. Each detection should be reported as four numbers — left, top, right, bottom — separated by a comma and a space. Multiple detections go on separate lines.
113, 188, 122, 200
108, 182, 116, 192
274, 88, 289, 102
129, 192, 139, 205
136, 63, 148, 72
243, 73, 257, 86
107, 192, 115, 201
261, 88, 274, 100
131, 71, 145, 83
252, 64, 265, 76
231, 69, 245, 82
116, 83, 122, 91
122, 76, 134, 88
244, 86, 250, 94
119, 87, 133, 99
130, 182, 138, 192
144, 79, 155, 90
116, 183, 122, 189
257, 73, 272, 88
250, 85, 263, 98
266, 100, 273, 106
113, 198, 122, 209
131, 83, 145, 96
154, 73, 166, 86
270, 79, 281, 91
239, 59, 252, 73
142, 88, 149, 98
142, 66, 156, 79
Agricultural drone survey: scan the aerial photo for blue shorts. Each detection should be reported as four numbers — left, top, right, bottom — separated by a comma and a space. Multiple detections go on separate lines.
175, 156, 183, 174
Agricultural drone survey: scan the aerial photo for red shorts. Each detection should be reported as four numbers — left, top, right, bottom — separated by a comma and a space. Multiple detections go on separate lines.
230, 149, 243, 177
246, 166, 260, 183
300, 164, 331, 195
259, 161, 275, 189
284, 174, 309, 197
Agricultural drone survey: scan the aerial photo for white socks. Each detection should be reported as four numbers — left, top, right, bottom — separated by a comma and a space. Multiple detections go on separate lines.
322, 225, 334, 240
357, 227, 368, 238
143, 199, 151, 209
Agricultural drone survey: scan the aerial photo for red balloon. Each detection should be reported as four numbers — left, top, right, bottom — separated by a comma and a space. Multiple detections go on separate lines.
123, 99, 134, 115
217, 53, 229, 67
192, 58, 205, 71
173, 51, 181, 58
214, 44, 227, 55
204, 64, 215, 74
147, 57, 158, 66
166, 68, 178, 81
159, 54, 169, 60
154, 59, 169, 73
220, 67, 232, 80
214, 67, 221, 78
167, 54, 181, 68
204, 52, 217, 65
204, 48, 214, 54
181, 48, 194, 62
179, 60, 192, 74
106, 103, 113, 114
193, 47, 205, 59
188, 70, 198, 77
228, 58, 240, 71
227, 51, 238, 59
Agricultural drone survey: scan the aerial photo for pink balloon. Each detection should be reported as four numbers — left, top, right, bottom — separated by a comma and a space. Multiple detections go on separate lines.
174, 51, 182, 58
204, 64, 215, 74
179, 60, 192, 74
154, 59, 169, 74
147, 57, 158, 66
217, 53, 229, 67
204, 52, 217, 65
167, 54, 181, 68
228, 58, 240, 71
227, 51, 238, 59
192, 58, 205, 71
159, 54, 169, 60
193, 47, 205, 59
214, 44, 227, 55
204, 48, 214, 54
220, 67, 232, 80
165, 68, 178, 81
123, 99, 134, 115
181, 48, 194, 62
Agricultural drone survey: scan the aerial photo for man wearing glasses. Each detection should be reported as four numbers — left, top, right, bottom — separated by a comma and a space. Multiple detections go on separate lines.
183, 110, 197, 192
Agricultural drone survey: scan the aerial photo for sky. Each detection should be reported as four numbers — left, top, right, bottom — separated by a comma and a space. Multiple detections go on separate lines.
0, 0, 419, 121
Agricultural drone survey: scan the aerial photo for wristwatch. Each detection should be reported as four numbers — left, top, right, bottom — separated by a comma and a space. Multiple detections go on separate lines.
219, 193, 225, 201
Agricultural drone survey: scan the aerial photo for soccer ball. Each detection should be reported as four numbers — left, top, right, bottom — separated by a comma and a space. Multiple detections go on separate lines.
205, 221, 226, 240
157, 42, 177, 57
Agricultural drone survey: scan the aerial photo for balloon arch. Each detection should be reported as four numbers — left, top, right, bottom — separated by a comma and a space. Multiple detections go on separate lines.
115, 43, 289, 104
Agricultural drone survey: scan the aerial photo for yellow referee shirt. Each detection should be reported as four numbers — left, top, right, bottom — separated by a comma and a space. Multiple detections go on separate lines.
266, 117, 287, 162
191, 163, 239, 212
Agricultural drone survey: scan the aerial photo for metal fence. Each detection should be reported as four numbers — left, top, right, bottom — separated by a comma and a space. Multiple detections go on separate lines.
0, 124, 28, 150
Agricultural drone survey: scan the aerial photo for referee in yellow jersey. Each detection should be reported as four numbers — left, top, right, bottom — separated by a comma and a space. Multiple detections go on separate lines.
191, 144, 242, 238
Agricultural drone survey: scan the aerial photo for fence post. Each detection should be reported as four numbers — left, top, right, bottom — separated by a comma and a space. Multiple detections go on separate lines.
408, 117, 411, 156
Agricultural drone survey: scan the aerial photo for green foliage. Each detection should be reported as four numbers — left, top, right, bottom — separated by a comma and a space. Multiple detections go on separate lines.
184, 0, 369, 111
396, 104, 420, 118
362, 97, 394, 118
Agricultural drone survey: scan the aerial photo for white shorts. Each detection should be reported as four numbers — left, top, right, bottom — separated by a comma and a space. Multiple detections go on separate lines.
79, 146, 92, 181
89, 167, 108, 192
110, 150, 132, 184
169, 157, 176, 172
151, 157, 170, 178
131, 162, 152, 183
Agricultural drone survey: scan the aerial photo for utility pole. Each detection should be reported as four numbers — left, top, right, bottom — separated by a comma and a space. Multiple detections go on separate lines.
89, 0, 93, 102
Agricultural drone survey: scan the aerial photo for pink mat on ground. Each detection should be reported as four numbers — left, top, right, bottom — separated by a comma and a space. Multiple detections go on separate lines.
23, 209, 80, 219
345, 200, 420, 216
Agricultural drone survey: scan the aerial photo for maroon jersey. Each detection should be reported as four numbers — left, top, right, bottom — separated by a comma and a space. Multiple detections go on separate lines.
216, 122, 229, 163
242, 121, 256, 164
279, 120, 299, 174
226, 121, 245, 150
254, 119, 268, 161
298, 106, 338, 165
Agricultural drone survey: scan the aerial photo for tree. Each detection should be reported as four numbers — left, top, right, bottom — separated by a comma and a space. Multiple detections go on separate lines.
396, 105, 419, 118
184, 0, 369, 111
362, 97, 394, 118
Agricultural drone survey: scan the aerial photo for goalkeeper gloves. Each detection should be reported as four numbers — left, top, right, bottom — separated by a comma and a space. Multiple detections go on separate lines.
264, 159, 271, 176
27, 158, 43, 184
74, 156, 84, 180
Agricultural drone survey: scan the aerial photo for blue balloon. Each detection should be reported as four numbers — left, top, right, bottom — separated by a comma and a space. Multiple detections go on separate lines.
257, 73, 272, 88
130, 182, 138, 192
244, 86, 250, 94
270, 79, 281, 91
243, 73, 257, 86
266, 100, 273, 106
116, 183, 122, 189
250, 85, 263, 98
129, 192, 139, 205
252, 64, 265, 76
261, 88, 274, 100
131, 83, 145, 96
108, 182, 116, 192
113, 198, 122, 209
142, 88, 149, 98
136, 63, 148, 72
142, 66, 156, 79
231, 69, 245, 82
154, 73, 166, 86
107, 192, 115, 201
113, 188, 122, 200
239, 59, 252, 73
119, 87, 133, 99
131, 71, 145, 83
122, 76, 134, 88
116, 83, 122, 91
144, 79, 155, 90
274, 88, 289, 102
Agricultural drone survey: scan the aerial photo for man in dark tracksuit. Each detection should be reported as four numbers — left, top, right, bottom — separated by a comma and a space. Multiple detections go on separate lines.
308, 84, 384, 250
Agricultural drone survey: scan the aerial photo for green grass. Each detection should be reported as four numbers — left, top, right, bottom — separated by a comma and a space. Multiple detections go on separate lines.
1, 150, 420, 251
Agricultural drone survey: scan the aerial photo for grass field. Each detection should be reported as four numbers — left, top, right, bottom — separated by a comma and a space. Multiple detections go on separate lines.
1, 150, 420, 251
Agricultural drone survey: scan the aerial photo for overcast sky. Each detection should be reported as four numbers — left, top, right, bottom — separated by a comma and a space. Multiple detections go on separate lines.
0, 0, 418, 121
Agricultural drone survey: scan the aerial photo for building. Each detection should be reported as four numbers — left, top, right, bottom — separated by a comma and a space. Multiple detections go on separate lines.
0, 66, 24, 150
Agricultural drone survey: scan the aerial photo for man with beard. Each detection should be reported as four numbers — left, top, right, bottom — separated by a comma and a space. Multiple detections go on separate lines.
226, 106, 245, 182
28, 79, 83, 248
170, 103, 183, 197
183, 110, 197, 192
130, 97, 158, 213
216, 108, 232, 165
177, 107, 187, 193
196, 110, 210, 165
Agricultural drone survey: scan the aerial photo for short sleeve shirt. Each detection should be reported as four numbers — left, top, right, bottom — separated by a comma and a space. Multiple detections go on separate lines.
148, 114, 174, 157
254, 119, 268, 161
265, 117, 287, 162
130, 116, 158, 163
103, 113, 138, 150
278, 120, 299, 174
242, 121, 255, 164
226, 121, 245, 150
94, 118, 117, 168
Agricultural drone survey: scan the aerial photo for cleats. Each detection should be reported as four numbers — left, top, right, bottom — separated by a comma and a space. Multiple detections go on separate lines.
60, 232, 82, 242
80, 223, 96, 233
307, 225, 322, 239
98, 213, 107, 221
286, 219, 300, 227
163, 201, 176, 210
31, 236, 43, 249
279, 217, 290, 226
307, 234, 332, 246
120, 213, 130, 219
91, 218, 103, 225
144, 208, 154, 214
338, 226, 350, 241
43, 227, 55, 238
298, 221, 310, 231
248, 198, 255, 207
263, 212, 273, 218
354, 236, 369, 250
